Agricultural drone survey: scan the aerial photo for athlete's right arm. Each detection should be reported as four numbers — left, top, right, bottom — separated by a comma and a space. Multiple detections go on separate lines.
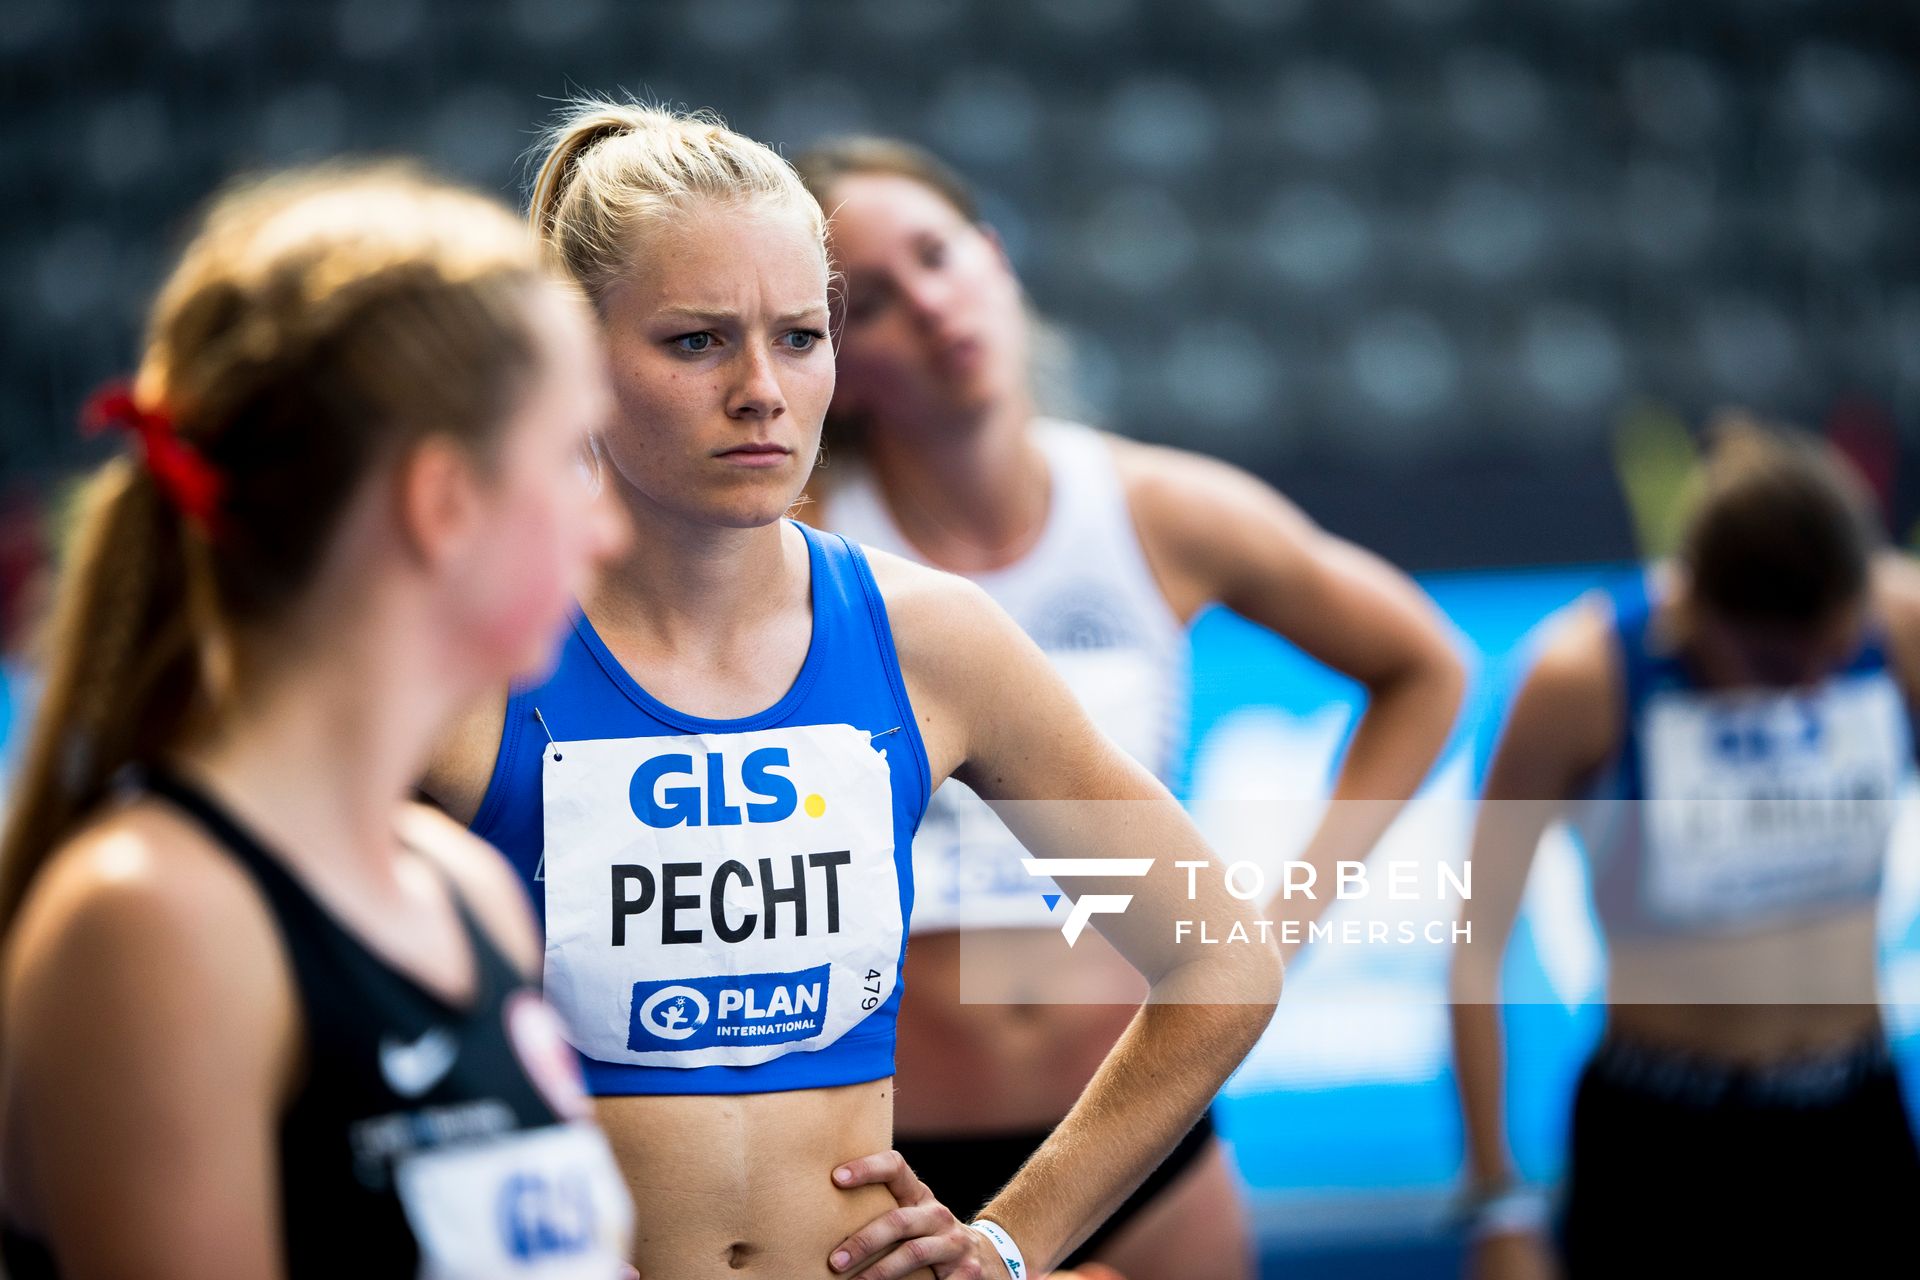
2, 809, 298, 1279
420, 686, 509, 825
1450, 602, 1617, 1280
840, 553, 1279, 1278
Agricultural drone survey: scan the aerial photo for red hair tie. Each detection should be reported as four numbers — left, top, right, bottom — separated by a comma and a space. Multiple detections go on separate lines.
81, 382, 225, 532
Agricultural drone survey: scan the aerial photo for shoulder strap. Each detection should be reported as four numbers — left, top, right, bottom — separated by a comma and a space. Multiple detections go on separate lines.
141, 767, 323, 938
1602, 567, 1661, 715
795, 522, 933, 820
146, 769, 509, 1010
398, 831, 522, 993
1030, 421, 1187, 647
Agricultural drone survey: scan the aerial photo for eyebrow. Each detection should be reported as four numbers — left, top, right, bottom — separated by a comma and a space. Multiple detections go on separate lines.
653, 305, 829, 326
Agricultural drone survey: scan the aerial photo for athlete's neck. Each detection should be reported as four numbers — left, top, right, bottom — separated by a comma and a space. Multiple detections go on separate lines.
576, 495, 814, 722
175, 602, 464, 887
861, 394, 1049, 574
587, 496, 803, 650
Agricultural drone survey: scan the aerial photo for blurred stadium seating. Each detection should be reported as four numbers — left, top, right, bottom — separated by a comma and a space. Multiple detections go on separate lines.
4, 0, 1916, 565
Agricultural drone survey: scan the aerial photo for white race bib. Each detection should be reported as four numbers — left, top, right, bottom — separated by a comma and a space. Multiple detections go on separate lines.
540, 724, 902, 1068
1641, 674, 1905, 927
396, 1122, 632, 1280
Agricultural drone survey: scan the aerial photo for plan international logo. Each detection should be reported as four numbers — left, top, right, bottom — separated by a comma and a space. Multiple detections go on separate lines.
627, 965, 832, 1052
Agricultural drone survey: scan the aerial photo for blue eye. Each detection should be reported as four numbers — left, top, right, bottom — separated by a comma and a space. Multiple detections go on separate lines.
671, 332, 715, 353
784, 329, 827, 352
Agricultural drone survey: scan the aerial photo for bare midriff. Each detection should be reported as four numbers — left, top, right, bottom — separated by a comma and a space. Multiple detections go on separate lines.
597, 1080, 934, 1280
893, 928, 1145, 1137
1605, 908, 1884, 1064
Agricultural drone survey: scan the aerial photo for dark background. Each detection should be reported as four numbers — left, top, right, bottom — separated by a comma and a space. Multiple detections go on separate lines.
5, 0, 1917, 568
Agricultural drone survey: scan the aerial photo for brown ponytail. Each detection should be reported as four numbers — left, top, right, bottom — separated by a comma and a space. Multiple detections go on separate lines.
0, 163, 550, 935
0, 462, 203, 932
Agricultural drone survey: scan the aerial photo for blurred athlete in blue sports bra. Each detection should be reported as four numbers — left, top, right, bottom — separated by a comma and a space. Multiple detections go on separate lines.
424, 101, 1281, 1280
1452, 419, 1920, 1278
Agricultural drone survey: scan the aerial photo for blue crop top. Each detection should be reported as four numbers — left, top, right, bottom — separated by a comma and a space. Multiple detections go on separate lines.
1572, 569, 1912, 939
473, 522, 931, 1096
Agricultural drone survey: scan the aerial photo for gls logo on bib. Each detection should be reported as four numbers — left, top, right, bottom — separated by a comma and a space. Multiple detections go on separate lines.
396, 1122, 632, 1278
541, 723, 902, 1069
630, 748, 812, 827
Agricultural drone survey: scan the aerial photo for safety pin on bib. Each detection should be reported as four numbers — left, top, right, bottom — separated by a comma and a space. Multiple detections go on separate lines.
533, 707, 563, 763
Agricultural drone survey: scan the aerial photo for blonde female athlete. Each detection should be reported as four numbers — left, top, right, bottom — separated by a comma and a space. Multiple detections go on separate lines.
425, 103, 1282, 1280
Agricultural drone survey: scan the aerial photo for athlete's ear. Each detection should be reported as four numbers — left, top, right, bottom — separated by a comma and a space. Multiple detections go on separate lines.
393, 433, 485, 570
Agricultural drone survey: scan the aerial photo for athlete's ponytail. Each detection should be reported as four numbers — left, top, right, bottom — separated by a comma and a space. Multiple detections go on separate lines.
528, 105, 639, 269
528, 96, 824, 303
0, 462, 194, 931
0, 164, 551, 935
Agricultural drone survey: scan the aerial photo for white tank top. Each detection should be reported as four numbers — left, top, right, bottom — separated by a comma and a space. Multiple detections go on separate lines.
824, 419, 1190, 933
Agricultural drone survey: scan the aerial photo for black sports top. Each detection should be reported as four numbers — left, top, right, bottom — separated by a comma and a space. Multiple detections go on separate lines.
2, 771, 632, 1278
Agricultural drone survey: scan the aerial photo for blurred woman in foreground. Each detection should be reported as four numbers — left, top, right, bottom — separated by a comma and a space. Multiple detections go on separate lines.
0, 165, 634, 1278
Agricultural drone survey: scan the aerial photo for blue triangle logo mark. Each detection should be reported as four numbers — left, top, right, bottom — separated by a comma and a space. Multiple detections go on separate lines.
1042, 894, 1062, 911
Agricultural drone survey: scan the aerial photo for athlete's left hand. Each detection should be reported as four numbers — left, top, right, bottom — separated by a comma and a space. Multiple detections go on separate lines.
828, 1149, 1011, 1279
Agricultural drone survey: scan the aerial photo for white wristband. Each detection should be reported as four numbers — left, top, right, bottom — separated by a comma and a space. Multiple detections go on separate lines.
1468, 1185, 1551, 1242
969, 1219, 1027, 1279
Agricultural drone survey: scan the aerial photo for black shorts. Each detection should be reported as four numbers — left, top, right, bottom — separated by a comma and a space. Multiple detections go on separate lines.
897, 1109, 1217, 1268
1560, 1031, 1920, 1275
